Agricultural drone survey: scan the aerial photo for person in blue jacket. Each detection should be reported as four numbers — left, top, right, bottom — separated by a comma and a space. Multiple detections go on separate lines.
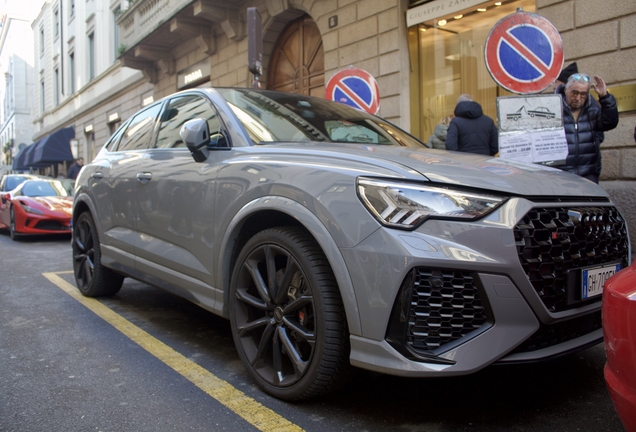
556, 73, 618, 183
445, 94, 498, 156
66, 157, 84, 180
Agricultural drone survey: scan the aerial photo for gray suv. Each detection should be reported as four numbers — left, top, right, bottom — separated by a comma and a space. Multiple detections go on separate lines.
72, 88, 630, 401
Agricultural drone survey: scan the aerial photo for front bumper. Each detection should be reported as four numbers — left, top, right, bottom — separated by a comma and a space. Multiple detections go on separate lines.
341, 197, 628, 376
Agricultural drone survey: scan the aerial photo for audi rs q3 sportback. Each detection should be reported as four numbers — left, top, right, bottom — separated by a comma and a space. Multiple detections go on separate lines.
71, 88, 630, 401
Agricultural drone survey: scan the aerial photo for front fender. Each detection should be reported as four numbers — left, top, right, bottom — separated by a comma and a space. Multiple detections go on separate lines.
219, 196, 363, 336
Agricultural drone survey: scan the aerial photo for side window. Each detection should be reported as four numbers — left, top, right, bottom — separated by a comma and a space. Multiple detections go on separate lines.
105, 121, 127, 152
116, 104, 162, 151
156, 95, 223, 149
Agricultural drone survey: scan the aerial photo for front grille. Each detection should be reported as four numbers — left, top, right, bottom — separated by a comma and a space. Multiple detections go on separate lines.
386, 267, 491, 359
514, 206, 628, 312
33, 220, 70, 231
510, 310, 602, 354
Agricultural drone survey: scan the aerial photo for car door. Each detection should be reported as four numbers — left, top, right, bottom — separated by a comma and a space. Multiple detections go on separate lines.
133, 93, 229, 310
88, 103, 162, 263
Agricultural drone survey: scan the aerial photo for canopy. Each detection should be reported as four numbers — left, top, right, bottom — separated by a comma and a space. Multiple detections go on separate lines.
12, 146, 29, 171
32, 127, 75, 165
11, 127, 75, 170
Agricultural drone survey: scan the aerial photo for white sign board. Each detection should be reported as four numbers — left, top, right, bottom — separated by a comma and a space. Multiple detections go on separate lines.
497, 94, 568, 165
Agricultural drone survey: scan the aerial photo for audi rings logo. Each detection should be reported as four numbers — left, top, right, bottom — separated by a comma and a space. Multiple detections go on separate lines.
568, 208, 613, 239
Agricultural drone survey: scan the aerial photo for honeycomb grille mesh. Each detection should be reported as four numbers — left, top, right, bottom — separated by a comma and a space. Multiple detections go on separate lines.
406, 268, 488, 352
514, 206, 628, 312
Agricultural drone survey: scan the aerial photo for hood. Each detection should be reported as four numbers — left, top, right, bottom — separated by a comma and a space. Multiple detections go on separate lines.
258, 143, 608, 198
24, 196, 74, 215
454, 101, 483, 119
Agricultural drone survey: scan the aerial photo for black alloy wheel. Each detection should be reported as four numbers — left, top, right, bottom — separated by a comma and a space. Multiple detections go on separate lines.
72, 212, 124, 297
229, 227, 349, 401
9, 207, 21, 241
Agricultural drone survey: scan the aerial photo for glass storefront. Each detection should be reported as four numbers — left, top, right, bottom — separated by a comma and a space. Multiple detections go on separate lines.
408, 0, 535, 142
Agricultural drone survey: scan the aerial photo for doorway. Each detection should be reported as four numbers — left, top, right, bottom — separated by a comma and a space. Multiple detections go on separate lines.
268, 15, 324, 97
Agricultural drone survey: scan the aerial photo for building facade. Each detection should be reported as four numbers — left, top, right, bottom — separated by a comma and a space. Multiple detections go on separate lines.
0, 13, 37, 175
31, 0, 636, 244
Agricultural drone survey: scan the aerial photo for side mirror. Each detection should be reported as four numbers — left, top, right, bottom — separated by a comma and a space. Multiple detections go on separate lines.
180, 118, 210, 162
1, 193, 10, 204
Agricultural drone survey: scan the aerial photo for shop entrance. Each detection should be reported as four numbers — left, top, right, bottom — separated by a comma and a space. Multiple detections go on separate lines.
408, 0, 535, 142
268, 15, 324, 97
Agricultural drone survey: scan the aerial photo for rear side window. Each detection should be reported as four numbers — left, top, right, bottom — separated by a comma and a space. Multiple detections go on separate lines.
104, 122, 127, 152
156, 95, 223, 149
115, 104, 162, 151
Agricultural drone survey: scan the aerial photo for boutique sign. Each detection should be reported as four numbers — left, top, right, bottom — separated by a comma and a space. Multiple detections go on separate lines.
177, 59, 211, 89
406, 0, 485, 27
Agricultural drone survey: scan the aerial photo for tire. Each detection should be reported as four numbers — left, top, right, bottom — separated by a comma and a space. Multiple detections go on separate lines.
229, 227, 349, 401
72, 211, 124, 297
9, 207, 21, 241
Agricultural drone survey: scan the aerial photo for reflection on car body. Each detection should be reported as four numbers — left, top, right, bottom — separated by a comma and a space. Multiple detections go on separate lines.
71, 87, 630, 401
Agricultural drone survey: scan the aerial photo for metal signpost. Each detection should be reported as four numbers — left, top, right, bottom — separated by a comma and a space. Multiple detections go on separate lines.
247, 8, 262, 89
325, 68, 380, 114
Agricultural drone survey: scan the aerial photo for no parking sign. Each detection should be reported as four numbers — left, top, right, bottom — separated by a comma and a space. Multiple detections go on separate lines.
325, 68, 380, 114
485, 12, 563, 94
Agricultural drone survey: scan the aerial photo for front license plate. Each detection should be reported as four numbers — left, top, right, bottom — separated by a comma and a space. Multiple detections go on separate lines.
582, 263, 621, 299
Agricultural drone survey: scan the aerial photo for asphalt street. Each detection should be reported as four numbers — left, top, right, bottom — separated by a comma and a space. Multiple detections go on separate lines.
0, 232, 626, 431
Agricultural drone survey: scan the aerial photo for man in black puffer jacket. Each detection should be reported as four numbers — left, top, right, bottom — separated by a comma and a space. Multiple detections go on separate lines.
556, 73, 618, 183
446, 94, 498, 156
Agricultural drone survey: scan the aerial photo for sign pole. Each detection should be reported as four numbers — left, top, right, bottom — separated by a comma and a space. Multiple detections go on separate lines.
247, 8, 263, 89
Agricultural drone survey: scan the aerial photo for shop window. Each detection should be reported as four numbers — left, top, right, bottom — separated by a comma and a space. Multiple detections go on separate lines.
408, 0, 535, 142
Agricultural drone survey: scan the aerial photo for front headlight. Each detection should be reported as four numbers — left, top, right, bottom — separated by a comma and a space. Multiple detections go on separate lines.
357, 178, 507, 229
21, 203, 44, 215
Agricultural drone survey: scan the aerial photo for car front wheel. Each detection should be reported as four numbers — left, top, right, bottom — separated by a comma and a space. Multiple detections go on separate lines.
229, 227, 349, 401
9, 207, 21, 241
72, 211, 124, 297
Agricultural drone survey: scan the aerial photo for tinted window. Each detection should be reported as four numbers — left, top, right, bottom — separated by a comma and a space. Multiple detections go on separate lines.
156, 95, 223, 149
115, 104, 161, 151
216, 88, 424, 147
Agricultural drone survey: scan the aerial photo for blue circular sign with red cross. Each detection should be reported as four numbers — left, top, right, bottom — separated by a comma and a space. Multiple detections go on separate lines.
485, 12, 563, 94
325, 68, 380, 114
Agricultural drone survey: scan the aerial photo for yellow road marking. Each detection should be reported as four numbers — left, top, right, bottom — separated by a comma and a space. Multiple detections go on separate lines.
43, 271, 304, 432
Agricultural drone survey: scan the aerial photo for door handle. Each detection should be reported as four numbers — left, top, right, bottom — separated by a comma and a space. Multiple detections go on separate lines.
90, 172, 103, 179
136, 172, 152, 184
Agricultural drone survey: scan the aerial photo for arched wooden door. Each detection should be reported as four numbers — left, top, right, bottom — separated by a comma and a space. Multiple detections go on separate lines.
268, 15, 324, 97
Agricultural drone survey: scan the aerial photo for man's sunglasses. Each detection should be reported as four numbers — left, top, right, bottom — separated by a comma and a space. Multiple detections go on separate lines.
571, 73, 590, 82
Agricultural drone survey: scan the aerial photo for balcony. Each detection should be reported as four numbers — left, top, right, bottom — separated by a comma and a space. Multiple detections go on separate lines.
117, 0, 247, 82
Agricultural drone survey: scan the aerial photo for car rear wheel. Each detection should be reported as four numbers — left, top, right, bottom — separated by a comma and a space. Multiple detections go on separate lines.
229, 227, 349, 401
9, 207, 21, 241
72, 211, 124, 297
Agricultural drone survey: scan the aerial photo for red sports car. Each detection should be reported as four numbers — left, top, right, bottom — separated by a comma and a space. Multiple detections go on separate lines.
603, 260, 636, 432
0, 179, 73, 240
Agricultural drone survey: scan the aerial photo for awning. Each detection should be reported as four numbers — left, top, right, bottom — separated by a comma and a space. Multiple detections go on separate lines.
12, 143, 44, 171
12, 127, 76, 170
12, 146, 28, 170
32, 127, 75, 165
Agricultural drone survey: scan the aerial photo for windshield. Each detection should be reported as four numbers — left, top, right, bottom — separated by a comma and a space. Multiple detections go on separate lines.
19, 180, 72, 197
216, 89, 425, 148
6, 176, 32, 191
